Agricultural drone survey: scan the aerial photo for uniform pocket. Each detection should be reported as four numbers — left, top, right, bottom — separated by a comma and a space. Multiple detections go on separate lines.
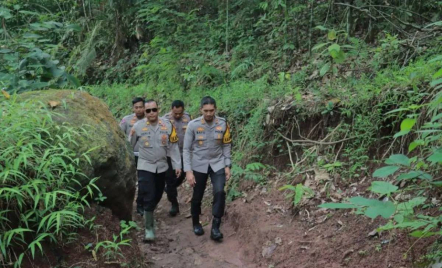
196, 135, 207, 148
214, 132, 223, 145
141, 136, 152, 148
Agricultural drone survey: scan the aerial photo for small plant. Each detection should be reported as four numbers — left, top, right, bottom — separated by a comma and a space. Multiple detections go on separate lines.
279, 184, 314, 207
312, 27, 353, 76
92, 221, 138, 262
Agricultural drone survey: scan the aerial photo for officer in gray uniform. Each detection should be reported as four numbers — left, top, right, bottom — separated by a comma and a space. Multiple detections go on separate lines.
129, 99, 182, 242
183, 96, 232, 242
119, 97, 145, 164
162, 100, 191, 217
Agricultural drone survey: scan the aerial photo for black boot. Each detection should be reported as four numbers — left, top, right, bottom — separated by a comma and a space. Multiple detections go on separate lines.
169, 201, 179, 217
192, 215, 204, 236
136, 204, 144, 216
210, 217, 223, 241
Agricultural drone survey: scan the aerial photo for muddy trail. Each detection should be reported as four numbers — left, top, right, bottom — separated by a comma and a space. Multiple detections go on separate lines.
133, 185, 254, 268
133, 179, 432, 268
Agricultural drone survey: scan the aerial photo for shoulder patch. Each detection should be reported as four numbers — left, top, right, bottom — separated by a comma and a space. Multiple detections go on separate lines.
223, 123, 232, 144
169, 125, 179, 143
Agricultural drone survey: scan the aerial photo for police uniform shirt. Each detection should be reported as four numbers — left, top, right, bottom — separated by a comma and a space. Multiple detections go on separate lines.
183, 116, 232, 173
129, 118, 181, 173
120, 113, 143, 153
162, 111, 191, 154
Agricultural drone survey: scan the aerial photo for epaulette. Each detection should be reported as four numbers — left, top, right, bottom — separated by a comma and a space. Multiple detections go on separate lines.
189, 116, 202, 123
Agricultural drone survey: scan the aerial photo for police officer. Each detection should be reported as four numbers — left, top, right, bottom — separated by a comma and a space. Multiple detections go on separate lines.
119, 97, 145, 164
162, 100, 191, 217
130, 99, 182, 242
183, 96, 232, 242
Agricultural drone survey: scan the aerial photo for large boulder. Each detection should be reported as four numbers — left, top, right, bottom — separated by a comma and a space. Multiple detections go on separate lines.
20, 90, 136, 220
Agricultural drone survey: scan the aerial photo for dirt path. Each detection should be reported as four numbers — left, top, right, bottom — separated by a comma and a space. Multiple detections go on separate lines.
133, 186, 255, 268
132, 180, 433, 268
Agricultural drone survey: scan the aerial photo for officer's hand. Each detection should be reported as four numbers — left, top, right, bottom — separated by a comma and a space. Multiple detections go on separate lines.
225, 167, 231, 181
186, 171, 196, 187
175, 169, 182, 178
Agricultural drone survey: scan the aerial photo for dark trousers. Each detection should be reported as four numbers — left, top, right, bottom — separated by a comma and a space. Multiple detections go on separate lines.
137, 170, 166, 212
165, 157, 185, 204
191, 167, 226, 219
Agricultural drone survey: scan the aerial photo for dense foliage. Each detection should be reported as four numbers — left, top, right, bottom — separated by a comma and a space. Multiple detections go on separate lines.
1, 0, 442, 266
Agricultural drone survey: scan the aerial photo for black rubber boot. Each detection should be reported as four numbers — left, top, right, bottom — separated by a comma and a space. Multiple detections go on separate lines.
192, 215, 204, 236
169, 201, 179, 217
136, 204, 144, 216
210, 217, 223, 241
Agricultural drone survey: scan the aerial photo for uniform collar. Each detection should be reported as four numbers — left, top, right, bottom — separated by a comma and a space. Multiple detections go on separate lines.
201, 116, 219, 127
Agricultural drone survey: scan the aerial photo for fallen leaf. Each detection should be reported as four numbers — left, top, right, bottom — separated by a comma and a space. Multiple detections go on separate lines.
1, 90, 10, 100
92, 249, 97, 261
48, 100, 61, 108
275, 237, 282, 245
262, 244, 277, 258
367, 229, 381, 238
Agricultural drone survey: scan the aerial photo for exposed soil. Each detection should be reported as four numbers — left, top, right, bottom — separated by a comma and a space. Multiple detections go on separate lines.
25, 205, 148, 268
137, 177, 435, 268
27, 176, 435, 268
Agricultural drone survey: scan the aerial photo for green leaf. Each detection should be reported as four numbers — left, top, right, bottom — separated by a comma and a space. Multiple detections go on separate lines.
410, 230, 437, 238
409, 140, 424, 152
369, 181, 398, 195
400, 118, 416, 131
327, 30, 337, 41
428, 152, 442, 163
433, 68, 442, 79
385, 108, 410, 115
0, 7, 13, 19
349, 196, 377, 206
373, 166, 400, 178
318, 203, 359, 209
312, 42, 329, 51
387, 154, 410, 166
394, 130, 410, 138
397, 171, 432, 181
431, 113, 442, 123
430, 78, 442, 87
66, 24, 82, 31
279, 185, 296, 191
320, 62, 331, 76
315, 25, 328, 31
294, 184, 304, 205
66, 74, 81, 87
364, 200, 395, 219
328, 43, 340, 53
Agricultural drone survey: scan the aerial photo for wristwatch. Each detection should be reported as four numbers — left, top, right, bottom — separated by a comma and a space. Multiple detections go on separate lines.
225, 165, 232, 168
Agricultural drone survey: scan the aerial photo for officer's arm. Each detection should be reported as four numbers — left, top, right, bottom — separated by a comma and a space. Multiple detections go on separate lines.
183, 122, 194, 172
119, 117, 127, 133
129, 126, 138, 149
168, 125, 182, 170
222, 123, 232, 167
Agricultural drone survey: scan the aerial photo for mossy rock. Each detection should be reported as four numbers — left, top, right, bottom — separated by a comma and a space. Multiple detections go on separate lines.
20, 90, 136, 220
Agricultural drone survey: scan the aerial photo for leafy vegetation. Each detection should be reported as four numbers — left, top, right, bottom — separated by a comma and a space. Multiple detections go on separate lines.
1, 0, 442, 265
319, 56, 442, 261
0, 97, 99, 267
